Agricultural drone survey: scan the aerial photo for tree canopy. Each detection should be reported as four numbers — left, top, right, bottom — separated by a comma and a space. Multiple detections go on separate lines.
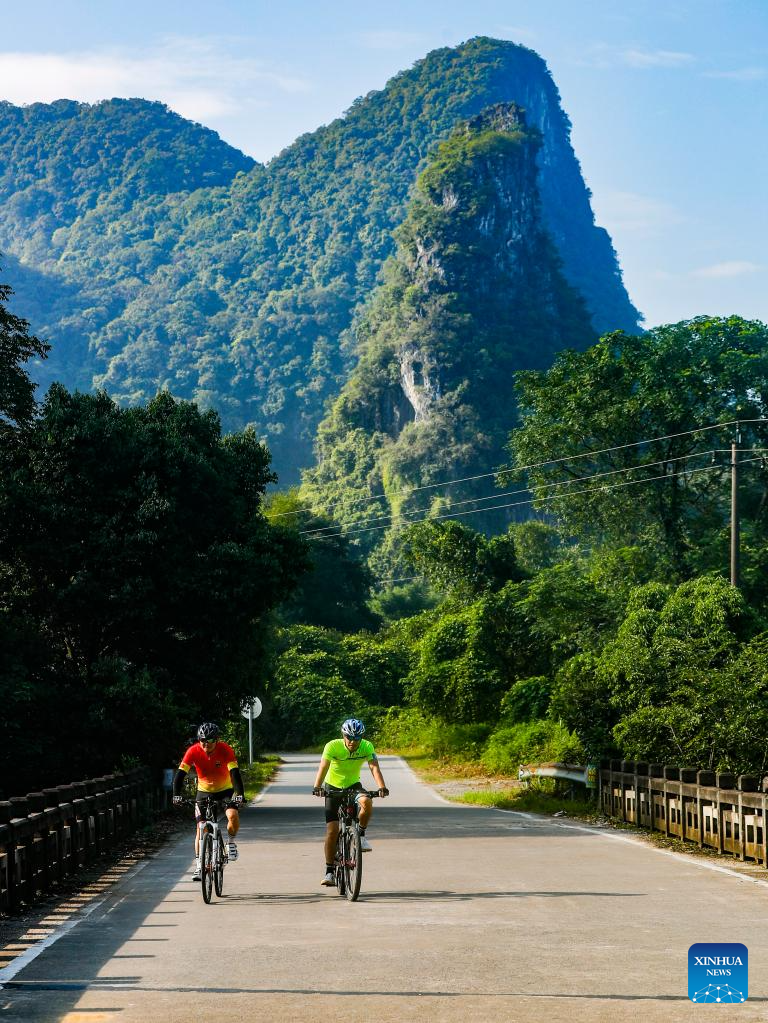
0, 38, 639, 481
509, 316, 768, 577
0, 384, 307, 794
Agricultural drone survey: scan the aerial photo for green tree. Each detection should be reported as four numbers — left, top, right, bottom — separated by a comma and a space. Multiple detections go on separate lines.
0, 386, 307, 792
509, 316, 768, 575
402, 520, 526, 598
552, 575, 768, 771
266, 490, 380, 632
0, 276, 50, 427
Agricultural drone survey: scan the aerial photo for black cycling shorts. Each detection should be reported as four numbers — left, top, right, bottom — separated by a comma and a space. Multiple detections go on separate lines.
195, 788, 237, 819
324, 782, 366, 824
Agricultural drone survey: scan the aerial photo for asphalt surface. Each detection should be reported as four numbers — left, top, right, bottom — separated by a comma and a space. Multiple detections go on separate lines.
1, 754, 767, 1022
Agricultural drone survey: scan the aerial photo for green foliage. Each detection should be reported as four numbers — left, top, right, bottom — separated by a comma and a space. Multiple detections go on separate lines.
552, 575, 768, 772
402, 521, 526, 597
268, 624, 410, 747
369, 580, 440, 623
481, 720, 584, 774
303, 103, 596, 565
0, 384, 307, 793
266, 490, 379, 632
509, 316, 768, 577
500, 676, 552, 723
0, 276, 50, 427
374, 706, 491, 760
507, 521, 564, 574
271, 668, 373, 750
0, 39, 637, 484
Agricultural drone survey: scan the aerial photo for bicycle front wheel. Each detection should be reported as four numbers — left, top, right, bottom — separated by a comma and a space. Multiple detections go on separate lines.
344, 826, 362, 902
214, 833, 225, 897
334, 830, 346, 896
201, 832, 214, 904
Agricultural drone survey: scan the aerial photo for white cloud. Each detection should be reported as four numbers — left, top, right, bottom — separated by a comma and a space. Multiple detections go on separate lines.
590, 189, 684, 237
691, 261, 764, 279
0, 37, 310, 125
578, 45, 695, 70
620, 48, 694, 68
704, 67, 767, 81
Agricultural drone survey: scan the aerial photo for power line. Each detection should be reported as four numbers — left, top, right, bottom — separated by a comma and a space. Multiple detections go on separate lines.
300, 447, 760, 539
270, 417, 768, 522
310, 454, 766, 542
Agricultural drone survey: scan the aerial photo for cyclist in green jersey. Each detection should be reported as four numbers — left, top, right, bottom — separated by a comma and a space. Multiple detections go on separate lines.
312, 718, 388, 886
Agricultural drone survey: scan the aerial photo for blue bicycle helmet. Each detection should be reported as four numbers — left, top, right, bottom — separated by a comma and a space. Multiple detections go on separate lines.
341, 718, 366, 739
197, 721, 221, 742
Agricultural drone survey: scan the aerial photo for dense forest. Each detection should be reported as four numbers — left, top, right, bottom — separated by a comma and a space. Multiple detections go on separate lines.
0, 277, 306, 794
301, 103, 595, 573
0, 37, 639, 481
269, 316, 768, 780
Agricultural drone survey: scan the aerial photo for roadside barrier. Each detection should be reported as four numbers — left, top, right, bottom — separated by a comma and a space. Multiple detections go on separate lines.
600, 760, 768, 867
0, 767, 167, 912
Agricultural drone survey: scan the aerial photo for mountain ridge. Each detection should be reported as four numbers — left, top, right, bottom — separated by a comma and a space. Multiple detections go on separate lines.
0, 37, 640, 481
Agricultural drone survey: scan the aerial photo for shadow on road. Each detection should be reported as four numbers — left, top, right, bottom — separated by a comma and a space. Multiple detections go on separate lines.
250, 805, 581, 841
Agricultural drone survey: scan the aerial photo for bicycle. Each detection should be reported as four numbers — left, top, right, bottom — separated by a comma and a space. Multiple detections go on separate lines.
322, 787, 380, 902
184, 796, 230, 904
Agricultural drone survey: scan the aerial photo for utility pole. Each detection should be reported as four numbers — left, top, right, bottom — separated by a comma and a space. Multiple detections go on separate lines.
730, 428, 741, 588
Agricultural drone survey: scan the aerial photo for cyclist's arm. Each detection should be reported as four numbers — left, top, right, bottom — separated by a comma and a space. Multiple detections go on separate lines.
229, 767, 244, 798
369, 757, 386, 790
173, 764, 191, 797
313, 758, 331, 790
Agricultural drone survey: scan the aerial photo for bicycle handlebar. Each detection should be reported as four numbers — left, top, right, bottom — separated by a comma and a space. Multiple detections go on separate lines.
316, 787, 382, 798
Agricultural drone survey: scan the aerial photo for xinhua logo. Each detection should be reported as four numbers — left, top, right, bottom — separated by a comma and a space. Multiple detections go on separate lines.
688, 943, 748, 1003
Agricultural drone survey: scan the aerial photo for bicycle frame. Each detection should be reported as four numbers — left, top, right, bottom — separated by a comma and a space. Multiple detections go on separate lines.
323, 787, 379, 902
196, 797, 228, 904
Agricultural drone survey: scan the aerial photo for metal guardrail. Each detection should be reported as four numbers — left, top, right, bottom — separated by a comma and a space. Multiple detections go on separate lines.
600, 760, 768, 867
0, 767, 166, 912
518, 762, 595, 786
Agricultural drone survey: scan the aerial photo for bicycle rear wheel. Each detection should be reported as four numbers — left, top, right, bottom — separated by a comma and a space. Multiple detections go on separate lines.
201, 832, 214, 904
214, 833, 225, 897
344, 825, 362, 901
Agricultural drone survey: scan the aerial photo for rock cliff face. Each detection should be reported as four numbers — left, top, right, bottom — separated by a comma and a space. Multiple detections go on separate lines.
301, 104, 595, 555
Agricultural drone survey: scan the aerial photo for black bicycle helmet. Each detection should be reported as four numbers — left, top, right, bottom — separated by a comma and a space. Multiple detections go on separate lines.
197, 721, 221, 742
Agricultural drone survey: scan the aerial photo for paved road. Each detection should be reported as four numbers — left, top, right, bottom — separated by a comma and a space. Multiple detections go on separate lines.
1, 754, 767, 1022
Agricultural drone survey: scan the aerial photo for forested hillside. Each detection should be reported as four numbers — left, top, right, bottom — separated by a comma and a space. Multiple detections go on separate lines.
302, 104, 595, 569
0, 37, 640, 481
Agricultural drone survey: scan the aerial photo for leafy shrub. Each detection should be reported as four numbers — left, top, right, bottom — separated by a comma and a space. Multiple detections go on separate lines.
481, 720, 584, 775
272, 671, 372, 749
374, 706, 491, 760
499, 676, 552, 723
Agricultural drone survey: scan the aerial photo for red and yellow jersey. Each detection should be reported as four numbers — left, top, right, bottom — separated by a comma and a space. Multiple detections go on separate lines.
178, 741, 238, 793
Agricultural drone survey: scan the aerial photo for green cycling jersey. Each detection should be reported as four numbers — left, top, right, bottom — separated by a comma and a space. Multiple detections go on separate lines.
321, 738, 377, 788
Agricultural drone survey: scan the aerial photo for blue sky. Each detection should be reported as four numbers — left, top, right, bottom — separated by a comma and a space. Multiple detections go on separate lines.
1, 0, 766, 328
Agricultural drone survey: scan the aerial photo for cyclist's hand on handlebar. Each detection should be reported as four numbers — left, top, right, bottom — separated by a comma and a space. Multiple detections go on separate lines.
378, 787, 389, 798
172, 795, 183, 806
312, 786, 323, 797
231, 794, 244, 805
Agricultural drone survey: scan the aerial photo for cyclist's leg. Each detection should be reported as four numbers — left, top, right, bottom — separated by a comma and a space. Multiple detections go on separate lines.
324, 788, 342, 865
225, 807, 239, 838
194, 801, 203, 856
356, 792, 372, 829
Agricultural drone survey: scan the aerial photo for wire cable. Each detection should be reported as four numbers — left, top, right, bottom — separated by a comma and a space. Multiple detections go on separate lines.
311, 454, 766, 541
269, 417, 768, 521
300, 447, 761, 539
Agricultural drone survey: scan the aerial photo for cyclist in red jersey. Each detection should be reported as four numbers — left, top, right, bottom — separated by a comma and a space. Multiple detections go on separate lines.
173, 722, 244, 880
